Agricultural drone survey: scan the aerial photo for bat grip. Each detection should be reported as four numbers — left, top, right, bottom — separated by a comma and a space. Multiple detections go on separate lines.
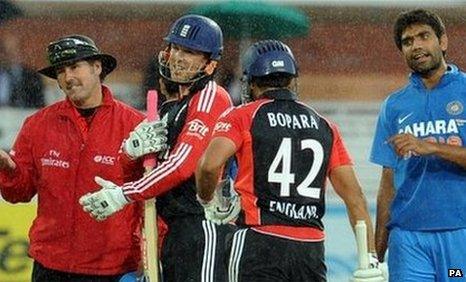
355, 220, 369, 270
144, 90, 159, 169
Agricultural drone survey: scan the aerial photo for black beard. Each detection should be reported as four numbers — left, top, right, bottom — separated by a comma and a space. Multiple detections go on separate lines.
409, 56, 442, 77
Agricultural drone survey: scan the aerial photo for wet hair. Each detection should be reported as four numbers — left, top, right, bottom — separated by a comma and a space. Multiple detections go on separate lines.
86, 59, 107, 82
251, 73, 293, 88
393, 9, 446, 51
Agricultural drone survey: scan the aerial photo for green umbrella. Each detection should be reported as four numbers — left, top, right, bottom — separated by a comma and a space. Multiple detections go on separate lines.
189, 0, 310, 40
189, 1, 310, 104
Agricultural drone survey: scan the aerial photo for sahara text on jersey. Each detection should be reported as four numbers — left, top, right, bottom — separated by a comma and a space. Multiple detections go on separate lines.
398, 119, 460, 137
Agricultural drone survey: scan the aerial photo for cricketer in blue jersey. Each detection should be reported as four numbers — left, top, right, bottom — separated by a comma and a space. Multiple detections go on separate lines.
370, 9, 466, 282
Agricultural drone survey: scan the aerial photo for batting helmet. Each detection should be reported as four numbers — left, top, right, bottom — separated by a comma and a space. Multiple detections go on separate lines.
164, 14, 223, 60
242, 40, 298, 82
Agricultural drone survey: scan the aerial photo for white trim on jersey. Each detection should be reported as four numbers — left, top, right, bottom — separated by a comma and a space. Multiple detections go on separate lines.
228, 229, 248, 282
204, 82, 217, 113
201, 220, 218, 282
197, 81, 217, 113
122, 143, 192, 195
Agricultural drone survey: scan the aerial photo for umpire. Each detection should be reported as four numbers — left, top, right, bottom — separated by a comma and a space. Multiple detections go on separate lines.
0, 35, 145, 281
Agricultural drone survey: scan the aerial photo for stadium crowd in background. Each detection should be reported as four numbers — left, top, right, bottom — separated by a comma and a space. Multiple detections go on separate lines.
0, 28, 44, 108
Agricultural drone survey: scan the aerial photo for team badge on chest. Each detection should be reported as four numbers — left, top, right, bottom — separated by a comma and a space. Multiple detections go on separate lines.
446, 101, 463, 115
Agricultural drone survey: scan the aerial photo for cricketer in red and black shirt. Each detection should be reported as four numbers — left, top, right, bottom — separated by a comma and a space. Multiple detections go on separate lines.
197, 40, 376, 282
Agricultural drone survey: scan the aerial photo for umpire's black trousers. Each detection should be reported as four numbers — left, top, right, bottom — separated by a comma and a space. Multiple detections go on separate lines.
32, 261, 124, 282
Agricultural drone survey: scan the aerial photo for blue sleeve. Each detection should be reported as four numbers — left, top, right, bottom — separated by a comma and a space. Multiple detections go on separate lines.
226, 157, 238, 180
369, 98, 398, 168
218, 157, 238, 199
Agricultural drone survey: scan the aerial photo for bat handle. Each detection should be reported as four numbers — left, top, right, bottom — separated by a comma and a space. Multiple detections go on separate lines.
355, 220, 369, 270
142, 89, 159, 281
144, 90, 159, 169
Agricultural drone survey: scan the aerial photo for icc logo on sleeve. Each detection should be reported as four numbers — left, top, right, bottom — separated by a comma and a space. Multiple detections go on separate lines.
94, 155, 116, 165
448, 269, 464, 278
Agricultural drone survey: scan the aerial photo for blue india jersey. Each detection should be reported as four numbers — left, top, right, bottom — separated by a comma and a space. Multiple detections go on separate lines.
370, 64, 466, 231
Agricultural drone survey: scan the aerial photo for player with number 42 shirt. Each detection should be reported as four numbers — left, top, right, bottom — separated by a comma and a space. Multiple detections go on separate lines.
213, 91, 350, 238
197, 40, 381, 281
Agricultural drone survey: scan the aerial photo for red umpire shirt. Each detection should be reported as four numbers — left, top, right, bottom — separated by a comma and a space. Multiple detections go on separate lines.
212, 89, 353, 241
0, 86, 144, 275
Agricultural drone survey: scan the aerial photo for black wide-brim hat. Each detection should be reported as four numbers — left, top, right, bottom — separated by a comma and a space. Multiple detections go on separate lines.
38, 34, 117, 79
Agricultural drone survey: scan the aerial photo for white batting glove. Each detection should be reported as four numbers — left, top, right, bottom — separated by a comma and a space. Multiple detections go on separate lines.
198, 193, 241, 224
123, 119, 168, 160
79, 177, 130, 221
351, 254, 387, 282
198, 177, 241, 225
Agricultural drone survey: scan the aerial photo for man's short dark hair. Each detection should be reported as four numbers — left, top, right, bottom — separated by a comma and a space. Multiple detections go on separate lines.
393, 9, 446, 50
251, 73, 293, 88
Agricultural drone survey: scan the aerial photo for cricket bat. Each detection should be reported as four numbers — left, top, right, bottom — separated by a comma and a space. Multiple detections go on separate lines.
142, 90, 159, 282
350, 220, 385, 282
355, 220, 369, 270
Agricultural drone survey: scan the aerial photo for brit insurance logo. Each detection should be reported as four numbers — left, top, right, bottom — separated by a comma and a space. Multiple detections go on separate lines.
214, 121, 232, 133
94, 155, 115, 166
187, 119, 209, 139
40, 149, 70, 169
446, 101, 463, 115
